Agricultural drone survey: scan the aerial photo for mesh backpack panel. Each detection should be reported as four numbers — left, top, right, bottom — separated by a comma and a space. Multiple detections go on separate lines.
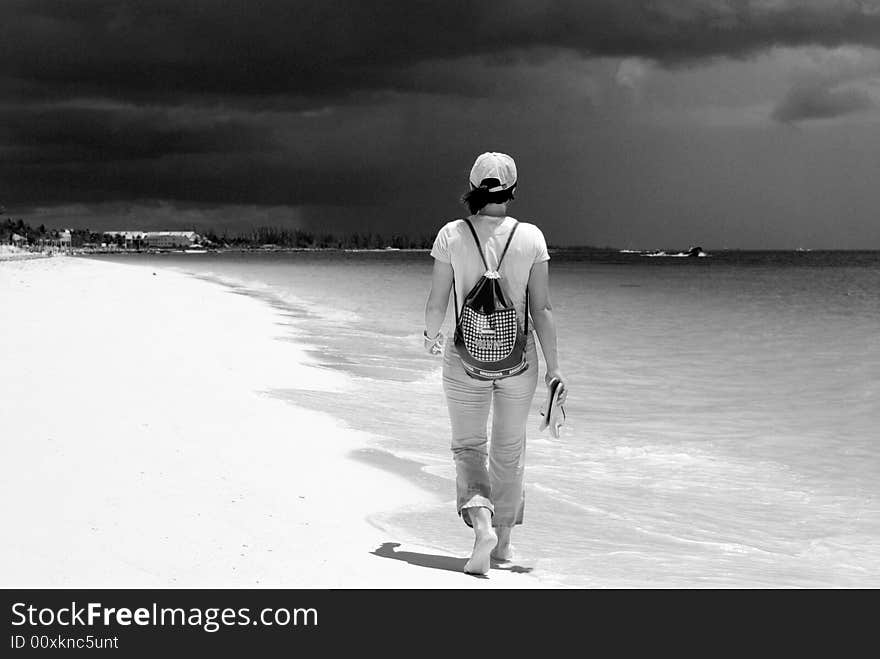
453, 219, 529, 380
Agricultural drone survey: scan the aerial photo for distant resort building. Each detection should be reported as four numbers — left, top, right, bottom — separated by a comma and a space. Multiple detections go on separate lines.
145, 231, 199, 248
39, 228, 73, 252
103, 230, 200, 249
104, 230, 148, 248
10, 232, 25, 245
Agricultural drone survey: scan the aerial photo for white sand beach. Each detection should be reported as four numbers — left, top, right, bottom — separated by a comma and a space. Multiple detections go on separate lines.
0, 256, 542, 588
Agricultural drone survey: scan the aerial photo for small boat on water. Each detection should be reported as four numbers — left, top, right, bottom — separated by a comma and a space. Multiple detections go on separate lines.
640, 245, 709, 258
184, 244, 208, 254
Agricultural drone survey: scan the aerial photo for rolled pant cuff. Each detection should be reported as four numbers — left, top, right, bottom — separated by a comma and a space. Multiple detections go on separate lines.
458, 495, 495, 528
491, 501, 525, 528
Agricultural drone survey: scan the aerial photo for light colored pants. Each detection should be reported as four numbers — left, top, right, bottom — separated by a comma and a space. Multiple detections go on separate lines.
442, 331, 539, 528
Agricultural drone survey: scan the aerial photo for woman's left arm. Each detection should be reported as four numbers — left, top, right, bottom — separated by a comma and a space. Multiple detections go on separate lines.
424, 258, 454, 344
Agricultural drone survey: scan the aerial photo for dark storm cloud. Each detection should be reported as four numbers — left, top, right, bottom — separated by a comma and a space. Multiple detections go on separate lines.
4, 1, 880, 104
4, 0, 880, 236
0, 103, 278, 162
0, 143, 396, 207
772, 83, 876, 122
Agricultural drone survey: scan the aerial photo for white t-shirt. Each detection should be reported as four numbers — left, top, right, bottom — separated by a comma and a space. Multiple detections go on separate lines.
430, 216, 550, 330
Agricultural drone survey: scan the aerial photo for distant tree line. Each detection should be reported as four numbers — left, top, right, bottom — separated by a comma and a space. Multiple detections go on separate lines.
1, 220, 134, 248
1, 218, 53, 244
202, 226, 435, 249
2, 218, 436, 250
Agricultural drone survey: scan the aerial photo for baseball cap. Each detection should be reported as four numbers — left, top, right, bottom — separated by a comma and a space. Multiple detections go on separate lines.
469, 152, 517, 192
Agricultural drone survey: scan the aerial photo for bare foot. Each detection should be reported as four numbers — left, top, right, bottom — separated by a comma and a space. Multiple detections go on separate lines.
464, 527, 498, 575
463, 507, 497, 575
492, 526, 514, 562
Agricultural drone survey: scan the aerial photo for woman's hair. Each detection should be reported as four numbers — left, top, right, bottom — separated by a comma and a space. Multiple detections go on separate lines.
461, 182, 516, 215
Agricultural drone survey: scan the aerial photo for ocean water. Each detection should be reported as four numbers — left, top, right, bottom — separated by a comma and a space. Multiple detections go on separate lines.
92, 249, 880, 587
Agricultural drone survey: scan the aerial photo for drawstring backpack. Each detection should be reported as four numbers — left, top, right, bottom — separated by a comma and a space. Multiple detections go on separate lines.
453, 218, 529, 380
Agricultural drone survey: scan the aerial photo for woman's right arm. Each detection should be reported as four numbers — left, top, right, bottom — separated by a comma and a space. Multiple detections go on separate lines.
528, 260, 567, 399
423, 258, 454, 351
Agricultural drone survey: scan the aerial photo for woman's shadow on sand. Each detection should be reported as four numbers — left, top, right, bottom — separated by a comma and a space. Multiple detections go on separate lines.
371, 542, 533, 578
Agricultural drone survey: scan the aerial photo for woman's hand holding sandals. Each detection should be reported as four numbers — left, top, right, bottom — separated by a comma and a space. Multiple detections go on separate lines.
423, 329, 445, 356
544, 368, 568, 405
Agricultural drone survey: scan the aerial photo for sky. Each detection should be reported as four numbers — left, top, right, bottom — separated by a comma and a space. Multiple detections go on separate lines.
3, 1, 880, 248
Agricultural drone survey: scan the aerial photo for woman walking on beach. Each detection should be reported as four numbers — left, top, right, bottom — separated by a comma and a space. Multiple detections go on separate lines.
423, 152, 566, 575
